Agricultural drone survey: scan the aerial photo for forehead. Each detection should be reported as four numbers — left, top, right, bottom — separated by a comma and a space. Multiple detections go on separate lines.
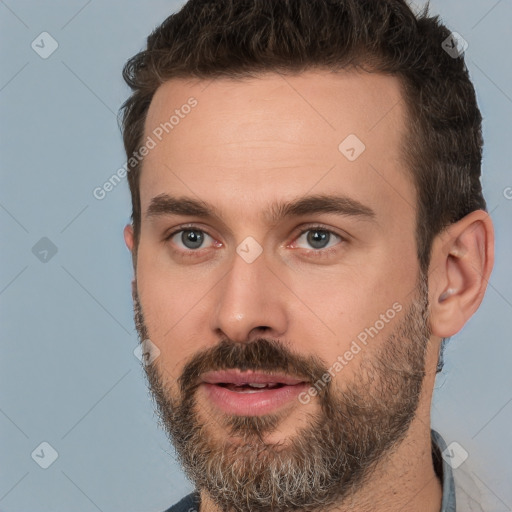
140, 69, 415, 227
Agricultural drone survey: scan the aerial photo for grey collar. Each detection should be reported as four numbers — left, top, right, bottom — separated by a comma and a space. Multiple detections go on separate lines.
431, 428, 457, 512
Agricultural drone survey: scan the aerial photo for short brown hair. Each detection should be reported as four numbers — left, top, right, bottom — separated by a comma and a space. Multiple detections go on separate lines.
120, 0, 486, 272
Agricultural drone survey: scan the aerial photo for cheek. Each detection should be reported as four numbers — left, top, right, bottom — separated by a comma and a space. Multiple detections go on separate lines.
287, 255, 416, 371
136, 261, 207, 379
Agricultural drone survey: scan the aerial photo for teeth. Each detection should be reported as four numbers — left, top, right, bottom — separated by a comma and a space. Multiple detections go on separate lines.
220, 382, 284, 391
245, 383, 283, 388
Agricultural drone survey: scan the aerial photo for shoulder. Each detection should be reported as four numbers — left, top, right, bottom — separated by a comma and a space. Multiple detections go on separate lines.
161, 491, 200, 512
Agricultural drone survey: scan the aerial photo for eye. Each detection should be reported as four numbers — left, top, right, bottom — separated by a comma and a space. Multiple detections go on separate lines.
166, 228, 216, 251
293, 226, 343, 251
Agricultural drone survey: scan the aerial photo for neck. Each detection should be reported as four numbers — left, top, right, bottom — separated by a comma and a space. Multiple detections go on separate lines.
327, 416, 443, 512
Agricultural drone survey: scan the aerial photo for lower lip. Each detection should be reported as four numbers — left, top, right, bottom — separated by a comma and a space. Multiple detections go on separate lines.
201, 383, 309, 416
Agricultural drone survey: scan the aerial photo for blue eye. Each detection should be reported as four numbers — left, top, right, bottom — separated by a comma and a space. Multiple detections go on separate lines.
295, 228, 342, 250
169, 229, 214, 250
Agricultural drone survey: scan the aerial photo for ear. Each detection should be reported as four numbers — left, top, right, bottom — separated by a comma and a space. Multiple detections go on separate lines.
124, 223, 134, 252
124, 223, 138, 272
428, 210, 494, 338
123, 224, 138, 301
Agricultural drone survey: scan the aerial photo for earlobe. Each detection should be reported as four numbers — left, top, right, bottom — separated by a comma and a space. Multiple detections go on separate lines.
429, 210, 494, 338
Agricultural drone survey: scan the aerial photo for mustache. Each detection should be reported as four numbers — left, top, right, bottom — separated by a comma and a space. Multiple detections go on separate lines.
178, 337, 329, 396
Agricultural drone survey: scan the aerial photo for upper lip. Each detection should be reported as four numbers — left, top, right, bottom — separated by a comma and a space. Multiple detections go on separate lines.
201, 369, 307, 386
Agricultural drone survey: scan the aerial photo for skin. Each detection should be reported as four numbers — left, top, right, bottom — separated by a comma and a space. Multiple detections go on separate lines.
124, 69, 494, 511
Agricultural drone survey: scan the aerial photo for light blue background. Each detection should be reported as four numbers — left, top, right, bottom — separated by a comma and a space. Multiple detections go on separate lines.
1, 1, 511, 510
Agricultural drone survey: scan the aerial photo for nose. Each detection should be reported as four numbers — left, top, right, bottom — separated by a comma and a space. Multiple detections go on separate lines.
210, 247, 288, 343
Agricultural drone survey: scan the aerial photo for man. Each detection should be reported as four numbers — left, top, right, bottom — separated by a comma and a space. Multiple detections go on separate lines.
121, 0, 494, 510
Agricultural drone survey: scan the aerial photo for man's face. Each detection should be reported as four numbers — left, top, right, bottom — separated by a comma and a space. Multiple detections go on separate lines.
127, 70, 439, 510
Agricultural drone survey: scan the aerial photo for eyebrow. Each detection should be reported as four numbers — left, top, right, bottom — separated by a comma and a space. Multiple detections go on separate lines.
145, 193, 377, 224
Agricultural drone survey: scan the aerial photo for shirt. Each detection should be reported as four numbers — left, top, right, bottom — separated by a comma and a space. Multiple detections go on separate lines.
162, 429, 473, 512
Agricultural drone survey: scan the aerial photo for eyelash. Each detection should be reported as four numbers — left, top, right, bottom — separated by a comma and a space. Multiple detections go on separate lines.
163, 224, 345, 259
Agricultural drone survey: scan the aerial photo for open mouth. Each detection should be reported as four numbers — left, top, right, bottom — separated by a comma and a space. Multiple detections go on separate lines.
200, 370, 309, 415
216, 382, 288, 393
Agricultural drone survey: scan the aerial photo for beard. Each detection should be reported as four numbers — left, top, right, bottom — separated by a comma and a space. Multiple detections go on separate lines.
132, 273, 431, 512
